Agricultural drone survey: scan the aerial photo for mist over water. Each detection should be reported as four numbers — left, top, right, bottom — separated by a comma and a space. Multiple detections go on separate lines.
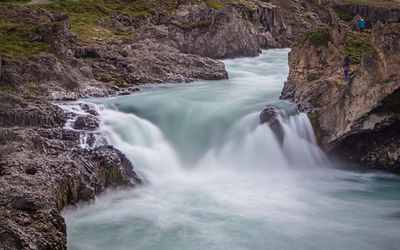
64, 49, 400, 250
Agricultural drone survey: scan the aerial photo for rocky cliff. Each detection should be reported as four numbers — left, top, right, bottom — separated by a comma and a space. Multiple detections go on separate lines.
281, 1, 400, 173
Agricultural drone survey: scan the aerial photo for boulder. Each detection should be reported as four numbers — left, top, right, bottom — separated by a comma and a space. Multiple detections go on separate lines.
260, 105, 284, 145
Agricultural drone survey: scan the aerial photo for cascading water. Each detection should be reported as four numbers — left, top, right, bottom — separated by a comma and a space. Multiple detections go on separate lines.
64, 49, 400, 250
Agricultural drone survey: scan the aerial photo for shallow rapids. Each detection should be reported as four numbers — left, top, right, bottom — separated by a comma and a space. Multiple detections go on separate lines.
64, 49, 400, 250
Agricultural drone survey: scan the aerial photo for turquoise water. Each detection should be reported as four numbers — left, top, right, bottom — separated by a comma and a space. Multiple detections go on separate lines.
64, 49, 400, 250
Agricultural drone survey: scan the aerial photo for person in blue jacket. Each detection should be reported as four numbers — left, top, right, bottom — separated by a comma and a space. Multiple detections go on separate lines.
358, 18, 365, 32
344, 67, 349, 81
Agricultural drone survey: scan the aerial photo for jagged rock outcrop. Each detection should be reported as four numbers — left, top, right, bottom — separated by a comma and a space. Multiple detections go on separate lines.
166, 3, 262, 58
333, 2, 400, 28
75, 35, 228, 86
0, 93, 142, 249
270, 0, 327, 45
281, 5, 400, 172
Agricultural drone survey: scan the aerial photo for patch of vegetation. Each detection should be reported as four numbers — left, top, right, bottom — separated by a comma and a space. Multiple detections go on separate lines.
309, 111, 322, 140
334, 8, 353, 22
300, 30, 331, 47
2, 87, 13, 93
307, 73, 323, 82
0, 21, 54, 58
2, 211, 10, 218
306, 0, 323, 10
0, 0, 30, 4
336, 81, 345, 90
308, 30, 331, 47
346, 0, 400, 7
205, 0, 224, 10
39, 0, 152, 42
345, 31, 373, 64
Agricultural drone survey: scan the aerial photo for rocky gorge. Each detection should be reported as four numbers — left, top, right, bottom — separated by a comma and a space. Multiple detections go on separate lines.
1, 0, 400, 249
281, 0, 400, 173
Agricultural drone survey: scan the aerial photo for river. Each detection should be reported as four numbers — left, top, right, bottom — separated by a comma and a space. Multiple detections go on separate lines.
63, 49, 400, 250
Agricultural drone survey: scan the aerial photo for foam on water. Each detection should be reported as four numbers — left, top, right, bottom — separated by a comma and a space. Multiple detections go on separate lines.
64, 49, 400, 250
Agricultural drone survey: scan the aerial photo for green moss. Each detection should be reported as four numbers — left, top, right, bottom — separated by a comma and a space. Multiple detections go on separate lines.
307, 0, 322, 10
346, 0, 400, 7
2, 212, 10, 218
334, 8, 353, 22
307, 30, 331, 47
2, 88, 13, 93
336, 81, 345, 90
309, 111, 322, 140
0, 0, 30, 4
310, 111, 318, 124
61, 191, 67, 206
0, 21, 54, 58
345, 31, 373, 64
205, 0, 224, 10
307, 73, 323, 82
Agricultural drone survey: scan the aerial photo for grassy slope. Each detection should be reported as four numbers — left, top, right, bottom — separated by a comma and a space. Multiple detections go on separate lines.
346, 0, 400, 7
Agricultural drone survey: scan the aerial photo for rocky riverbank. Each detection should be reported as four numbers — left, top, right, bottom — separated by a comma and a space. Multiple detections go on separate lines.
0, 93, 142, 249
281, 0, 400, 173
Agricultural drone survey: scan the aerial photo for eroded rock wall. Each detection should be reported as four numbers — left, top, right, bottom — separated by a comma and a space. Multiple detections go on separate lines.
281, 4, 400, 172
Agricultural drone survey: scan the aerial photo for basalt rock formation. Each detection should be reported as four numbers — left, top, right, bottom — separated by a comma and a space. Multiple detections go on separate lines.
281, 2, 400, 173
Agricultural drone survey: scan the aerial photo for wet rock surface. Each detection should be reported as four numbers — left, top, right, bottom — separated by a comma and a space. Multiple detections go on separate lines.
73, 115, 99, 131
260, 105, 284, 145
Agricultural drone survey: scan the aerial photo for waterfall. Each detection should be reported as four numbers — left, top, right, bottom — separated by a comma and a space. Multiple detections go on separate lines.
64, 49, 400, 250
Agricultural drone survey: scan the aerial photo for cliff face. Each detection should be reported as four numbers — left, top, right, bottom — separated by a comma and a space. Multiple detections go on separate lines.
281, 3, 400, 172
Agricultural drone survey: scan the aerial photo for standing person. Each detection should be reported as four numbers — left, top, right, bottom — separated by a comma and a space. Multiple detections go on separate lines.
344, 55, 350, 67
358, 18, 365, 32
344, 67, 349, 81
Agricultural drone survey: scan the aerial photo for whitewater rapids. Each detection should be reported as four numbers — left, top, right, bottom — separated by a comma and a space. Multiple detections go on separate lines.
64, 49, 400, 250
